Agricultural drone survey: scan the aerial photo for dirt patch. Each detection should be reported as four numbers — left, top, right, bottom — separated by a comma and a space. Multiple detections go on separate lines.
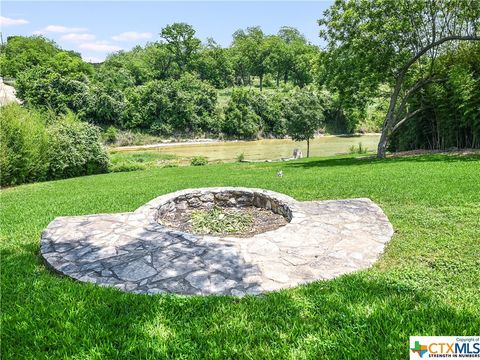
159, 206, 288, 237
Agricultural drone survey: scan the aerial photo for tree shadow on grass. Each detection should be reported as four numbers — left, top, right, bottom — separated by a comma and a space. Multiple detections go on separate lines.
3, 245, 479, 359
284, 153, 480, 170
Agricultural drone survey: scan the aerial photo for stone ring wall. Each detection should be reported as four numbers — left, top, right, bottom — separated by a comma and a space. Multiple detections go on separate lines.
40, 187, 394, 296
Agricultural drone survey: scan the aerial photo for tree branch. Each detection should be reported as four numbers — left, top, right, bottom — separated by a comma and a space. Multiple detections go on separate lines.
383, 35, 479, 133
391, 107, 427, 134
395, 76, 446, 118
398, 35, 480, 77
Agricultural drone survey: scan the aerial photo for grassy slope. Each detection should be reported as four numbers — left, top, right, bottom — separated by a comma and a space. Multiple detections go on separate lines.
1, 154, 479, 359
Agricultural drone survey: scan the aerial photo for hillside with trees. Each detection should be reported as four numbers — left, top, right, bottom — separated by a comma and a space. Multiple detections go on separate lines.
0, 23, 355, 141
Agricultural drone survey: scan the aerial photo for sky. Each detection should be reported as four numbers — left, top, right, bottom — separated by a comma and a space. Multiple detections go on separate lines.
1, 1, 332, 62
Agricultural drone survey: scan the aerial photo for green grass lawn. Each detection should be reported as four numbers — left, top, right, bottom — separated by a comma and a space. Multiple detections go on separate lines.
109, 151, 179, 172
1, 154, 479, 359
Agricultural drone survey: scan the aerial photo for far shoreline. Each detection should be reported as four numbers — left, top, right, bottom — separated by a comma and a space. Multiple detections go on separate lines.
109, 133, 381, 152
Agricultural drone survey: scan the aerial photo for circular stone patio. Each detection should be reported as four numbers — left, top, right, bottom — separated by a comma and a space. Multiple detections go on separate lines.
40, 187, 394, 296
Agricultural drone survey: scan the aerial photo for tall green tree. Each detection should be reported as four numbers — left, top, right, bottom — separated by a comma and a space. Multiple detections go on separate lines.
264, 35, 286, 87
197, 39, 234, 88
319, 0, 480, 157
278, 26, 306, 45
160, 23, 201, 73
0, 35, 92, 79
284, 89, 325, 157
232, 27, 271, 91
389, 43, 480, 150
277, 26, 309, 84
290, 43, 318, 88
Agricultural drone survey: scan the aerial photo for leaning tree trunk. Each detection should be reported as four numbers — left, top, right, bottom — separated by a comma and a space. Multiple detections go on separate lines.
377, 75, 404, 158
377, 130, 389, 159
376, 35, 480, 159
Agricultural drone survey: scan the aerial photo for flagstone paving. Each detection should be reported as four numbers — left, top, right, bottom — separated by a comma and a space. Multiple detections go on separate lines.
40, 187, 394, 296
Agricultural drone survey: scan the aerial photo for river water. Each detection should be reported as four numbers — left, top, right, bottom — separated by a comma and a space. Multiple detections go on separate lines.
115, 135, 380, 162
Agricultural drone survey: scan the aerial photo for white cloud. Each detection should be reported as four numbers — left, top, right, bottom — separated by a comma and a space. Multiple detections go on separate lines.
0, 16, 29, 26
79, 41, 122, 52
60, 33, 96, 42
112, 31, 152, 42
34, 25, 88, 34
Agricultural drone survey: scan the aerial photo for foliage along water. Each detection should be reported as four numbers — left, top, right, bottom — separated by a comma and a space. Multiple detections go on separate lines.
114, 135, 380, 162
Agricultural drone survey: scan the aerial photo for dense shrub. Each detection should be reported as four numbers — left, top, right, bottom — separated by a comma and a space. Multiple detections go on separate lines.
0, 104, 49, 186
15, 65, 125, 127
103, 126, 118, 144
223, 87, 328, 139
0, 104, 109, 186
121, 74, 218, 136
222, 88, 264, 139
223, 104, 261, 139
16, 66, 89, 114
190, 156, 208, 166
78, 85, 124, 126
46, 113, 110, 179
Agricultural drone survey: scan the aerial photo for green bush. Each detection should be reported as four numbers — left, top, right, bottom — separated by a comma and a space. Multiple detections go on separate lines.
108, 161, 146, 173
78, 84, 124, 126
349, 142, 368, 154
236, 152, 245, 162
0, 104, 49, 186
103, 126, 118, 144
46, 113, 110, 179
121, 74, 218, 136
0, 105, 109, 185
222, 87, 291, 139
223, 88, 262, 139
190, 156, 208, 166
16, 65, 90, 114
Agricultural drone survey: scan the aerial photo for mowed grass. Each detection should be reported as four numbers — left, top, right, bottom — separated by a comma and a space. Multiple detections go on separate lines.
1, 154, 479, 359
109, 151, 179, 172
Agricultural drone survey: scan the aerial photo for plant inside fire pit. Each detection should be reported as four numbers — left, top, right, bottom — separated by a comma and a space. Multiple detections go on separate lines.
191, 206, 254, 235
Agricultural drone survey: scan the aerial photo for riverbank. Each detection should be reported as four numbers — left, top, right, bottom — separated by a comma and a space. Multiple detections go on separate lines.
110, 133, 381, 155
108, 134, 381, 169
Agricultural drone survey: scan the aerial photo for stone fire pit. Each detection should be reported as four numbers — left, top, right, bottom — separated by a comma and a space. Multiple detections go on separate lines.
40, 187, 394, 296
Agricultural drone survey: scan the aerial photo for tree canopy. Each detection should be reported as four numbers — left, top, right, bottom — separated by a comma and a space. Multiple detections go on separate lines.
1, 7, 479, 154
319, 0, 480, 157
284, 89, 325, 157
